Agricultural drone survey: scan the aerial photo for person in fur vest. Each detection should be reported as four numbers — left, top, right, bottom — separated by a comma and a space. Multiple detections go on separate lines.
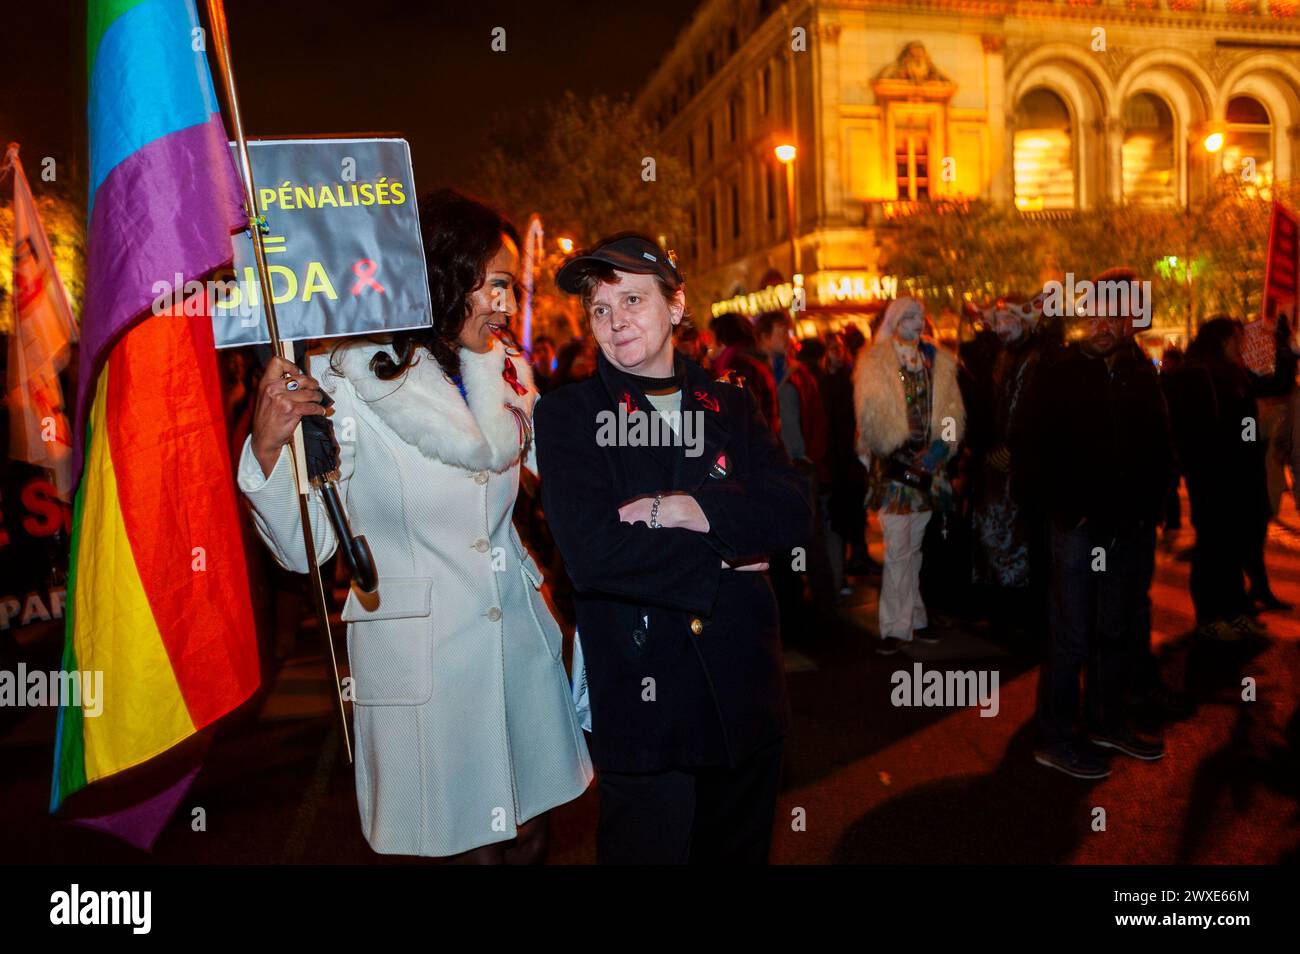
853, 297, 966, 653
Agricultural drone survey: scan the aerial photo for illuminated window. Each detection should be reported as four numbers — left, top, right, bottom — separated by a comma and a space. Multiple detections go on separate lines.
894, 116, 930, 201
1122, 93, 1177, 205
1014, 88, 1075, 210
1223, 95, 1273, 193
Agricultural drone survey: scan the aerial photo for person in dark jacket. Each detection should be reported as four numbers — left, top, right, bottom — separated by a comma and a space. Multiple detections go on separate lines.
823, 331, 876, 575
1014, 276, 1172, 779
1244, 312, 1297, 609
1165, 317, 1275, 638
535, 233, 812, 864
710, 312, 780, 435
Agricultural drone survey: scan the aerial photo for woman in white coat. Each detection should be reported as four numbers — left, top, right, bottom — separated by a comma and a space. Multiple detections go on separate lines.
237, 189, 592, 862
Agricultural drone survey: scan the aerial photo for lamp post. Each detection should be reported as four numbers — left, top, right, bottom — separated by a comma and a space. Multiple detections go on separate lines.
775, 143, 799, 279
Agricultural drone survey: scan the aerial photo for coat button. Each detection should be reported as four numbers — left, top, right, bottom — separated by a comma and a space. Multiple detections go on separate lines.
474, 471, 489, 485
487, 607, 502, 622
473, 537, 490, 553
690, 617, 704, 636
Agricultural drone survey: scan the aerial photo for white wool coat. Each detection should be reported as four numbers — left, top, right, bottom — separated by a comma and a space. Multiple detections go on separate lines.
238, 338, 592, 857
853, 336, 966, 461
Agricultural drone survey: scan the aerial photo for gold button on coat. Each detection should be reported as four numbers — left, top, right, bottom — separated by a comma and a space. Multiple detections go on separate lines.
487, 607, 502, 622
474, 471, 489, 485
690, 617, 704, 636
474, 538, 490, 553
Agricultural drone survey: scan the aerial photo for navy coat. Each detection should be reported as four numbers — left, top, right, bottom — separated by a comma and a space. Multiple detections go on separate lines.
535, 351, 812, 773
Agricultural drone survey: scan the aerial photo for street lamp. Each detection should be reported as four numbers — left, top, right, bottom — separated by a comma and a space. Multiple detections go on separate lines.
775, 143, 799, 278
558, 237, 574, 254
1202, 131, 1225, 153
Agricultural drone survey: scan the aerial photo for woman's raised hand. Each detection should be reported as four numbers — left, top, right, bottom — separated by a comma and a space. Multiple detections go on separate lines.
250, 355, 328, 477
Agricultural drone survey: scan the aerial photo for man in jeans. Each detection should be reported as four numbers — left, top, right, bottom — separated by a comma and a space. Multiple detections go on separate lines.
1014, 270, 1173, 779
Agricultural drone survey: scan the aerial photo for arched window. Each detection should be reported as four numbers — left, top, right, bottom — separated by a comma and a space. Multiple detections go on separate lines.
1223, 95, 1272, 191
1014, 88, 1075, 210
1122, 92, 1177, 205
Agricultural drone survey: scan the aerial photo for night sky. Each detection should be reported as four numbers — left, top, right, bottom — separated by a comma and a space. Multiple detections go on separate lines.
0, 0, 703, 200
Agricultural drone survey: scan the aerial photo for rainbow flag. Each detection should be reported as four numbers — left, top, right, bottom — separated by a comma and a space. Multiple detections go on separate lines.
51, 0, 260, 820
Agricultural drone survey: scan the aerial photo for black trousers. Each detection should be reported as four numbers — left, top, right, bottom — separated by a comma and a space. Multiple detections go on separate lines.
595, 738, 784, 865
1036, 522, 1153, 746
1188, 490, 1250, 625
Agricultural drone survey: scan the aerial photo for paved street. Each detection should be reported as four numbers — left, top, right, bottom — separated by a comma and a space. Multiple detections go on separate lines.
3, 491, 1298, 864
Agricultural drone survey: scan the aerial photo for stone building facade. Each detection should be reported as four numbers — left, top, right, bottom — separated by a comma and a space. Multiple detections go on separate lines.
637, 0, 1300, 326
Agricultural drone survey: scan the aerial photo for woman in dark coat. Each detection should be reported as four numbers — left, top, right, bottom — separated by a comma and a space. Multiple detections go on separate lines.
535, 233, 811, 864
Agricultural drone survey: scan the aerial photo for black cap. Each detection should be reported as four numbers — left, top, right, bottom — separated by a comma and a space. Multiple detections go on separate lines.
555, 232, 683, 294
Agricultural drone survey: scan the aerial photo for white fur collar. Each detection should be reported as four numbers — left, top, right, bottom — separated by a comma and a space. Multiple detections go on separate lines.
326, 338, 536, 473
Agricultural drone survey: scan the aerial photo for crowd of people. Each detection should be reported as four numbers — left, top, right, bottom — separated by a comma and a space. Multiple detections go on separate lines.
525, 273, 1299, 782
234, 186, 1299, 861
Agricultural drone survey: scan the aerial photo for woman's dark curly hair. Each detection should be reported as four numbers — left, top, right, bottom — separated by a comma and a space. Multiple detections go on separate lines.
335, 189, 519, 382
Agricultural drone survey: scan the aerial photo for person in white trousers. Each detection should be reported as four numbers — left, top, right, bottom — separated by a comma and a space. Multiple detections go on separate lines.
853, 298, 965, 654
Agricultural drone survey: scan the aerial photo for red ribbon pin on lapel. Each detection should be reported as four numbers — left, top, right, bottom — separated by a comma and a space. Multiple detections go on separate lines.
694, 390, 719, 412
501, 357, 529, 397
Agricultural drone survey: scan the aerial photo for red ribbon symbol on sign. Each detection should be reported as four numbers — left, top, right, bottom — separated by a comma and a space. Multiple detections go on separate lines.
351, 259, 386, 296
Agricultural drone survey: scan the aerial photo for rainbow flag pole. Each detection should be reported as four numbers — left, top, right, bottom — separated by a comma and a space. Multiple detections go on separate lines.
203, 0, 352, 762
52, 0, 265, 836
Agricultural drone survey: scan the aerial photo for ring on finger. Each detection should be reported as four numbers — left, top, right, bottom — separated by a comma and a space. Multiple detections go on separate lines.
285, 379, 300, 391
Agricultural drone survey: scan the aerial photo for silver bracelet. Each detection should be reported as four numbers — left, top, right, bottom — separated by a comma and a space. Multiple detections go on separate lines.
649, 493, 664, 529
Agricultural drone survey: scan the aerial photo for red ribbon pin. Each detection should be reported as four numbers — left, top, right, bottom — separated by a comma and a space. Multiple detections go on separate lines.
694, 390, 719, 412
501, 357, 529, 396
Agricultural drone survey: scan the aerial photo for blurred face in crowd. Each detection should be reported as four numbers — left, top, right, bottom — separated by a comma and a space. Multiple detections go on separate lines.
893, 312, 924, 343
826, 333, 848, 371
587, 270, 684, 377
757, 321, 792, 358
675, 328, 709, 365
993, 310, 1025, 345
459, 233, 519, 354
531, 338, 555, 373
1079, 313, 1125, 358
1224, 330, 1244, 367
569, 342, 598, 379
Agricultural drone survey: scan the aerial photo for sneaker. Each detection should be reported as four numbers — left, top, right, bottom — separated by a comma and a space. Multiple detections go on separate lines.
914, 627, 939, 644
1199, 620, 1243, 642
1088, 729, 1165, 761
876, 637, 906, 655
1231, 615, 1267, 638
1034, 743, 1111, 780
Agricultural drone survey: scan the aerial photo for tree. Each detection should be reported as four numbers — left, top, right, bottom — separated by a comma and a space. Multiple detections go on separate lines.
877, 177, 1293, 334
469, 91, 692, 252
466, 92, 693, 345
